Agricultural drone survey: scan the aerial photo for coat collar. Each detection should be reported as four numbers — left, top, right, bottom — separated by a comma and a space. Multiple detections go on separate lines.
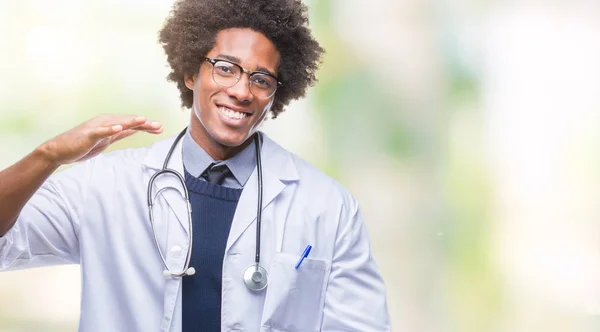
142, 130, 299, 250
142, 131, 299, 183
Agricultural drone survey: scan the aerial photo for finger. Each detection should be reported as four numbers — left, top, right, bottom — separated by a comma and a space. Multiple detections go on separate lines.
129, 120, 163, 132
93, 116, 158, 137
134, 126, 164, 134
116, 116, 148, 130
90, 124, 124, 140
91, 119, 162, 142
96, 115, 145, 130
109, 129, 139, 143
111, 125, 163, 140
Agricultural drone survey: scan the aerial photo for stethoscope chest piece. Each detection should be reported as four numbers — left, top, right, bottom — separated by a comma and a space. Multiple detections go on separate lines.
243, 264, 268, 291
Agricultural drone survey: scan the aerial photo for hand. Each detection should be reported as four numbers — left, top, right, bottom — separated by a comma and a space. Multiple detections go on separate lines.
38, 114, 163, 166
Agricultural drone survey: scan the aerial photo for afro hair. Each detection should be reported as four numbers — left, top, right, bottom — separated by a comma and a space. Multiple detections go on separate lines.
158, 0, 325, 118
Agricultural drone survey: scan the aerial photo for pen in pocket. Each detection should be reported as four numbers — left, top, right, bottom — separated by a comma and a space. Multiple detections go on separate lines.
295, 245, 312, 269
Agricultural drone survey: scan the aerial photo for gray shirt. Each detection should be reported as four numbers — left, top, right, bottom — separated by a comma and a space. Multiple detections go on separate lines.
181, 128, 256, 189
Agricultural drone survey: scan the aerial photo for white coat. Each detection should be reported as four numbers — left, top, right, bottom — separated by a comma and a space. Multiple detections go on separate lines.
0, 132, 391, 332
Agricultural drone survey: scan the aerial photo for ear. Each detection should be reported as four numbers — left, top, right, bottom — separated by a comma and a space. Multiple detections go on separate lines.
184, 74, 196, 90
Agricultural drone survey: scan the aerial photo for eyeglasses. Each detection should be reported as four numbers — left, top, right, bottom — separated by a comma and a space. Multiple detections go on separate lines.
204, 57, 283, 99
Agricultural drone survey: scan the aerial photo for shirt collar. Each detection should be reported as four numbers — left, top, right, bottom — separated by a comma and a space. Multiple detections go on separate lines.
181, 128, 256, 187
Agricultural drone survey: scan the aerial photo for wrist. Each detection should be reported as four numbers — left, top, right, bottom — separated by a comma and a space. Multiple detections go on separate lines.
35, 141, 62, 169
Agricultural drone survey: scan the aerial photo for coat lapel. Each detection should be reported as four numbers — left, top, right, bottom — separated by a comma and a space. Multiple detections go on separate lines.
142, 132, 299, 249
225, 134, 299, 252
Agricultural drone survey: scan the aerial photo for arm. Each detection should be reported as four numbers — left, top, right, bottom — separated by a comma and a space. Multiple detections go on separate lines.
321, 200, 391, 331
0, 115, 162, 236
0, 147, 60, 236
0, 115, 163, 269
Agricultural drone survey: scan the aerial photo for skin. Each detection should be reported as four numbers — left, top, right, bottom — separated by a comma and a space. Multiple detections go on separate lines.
0, 116, 163, 235
0, 28, 281, 235
185, 28, 281, 161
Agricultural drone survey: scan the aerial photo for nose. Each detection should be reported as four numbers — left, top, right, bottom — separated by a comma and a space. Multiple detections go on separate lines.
226, 74, 253, 103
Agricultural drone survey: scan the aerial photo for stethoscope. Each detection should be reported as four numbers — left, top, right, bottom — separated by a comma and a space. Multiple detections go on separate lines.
147, 128, 268, 291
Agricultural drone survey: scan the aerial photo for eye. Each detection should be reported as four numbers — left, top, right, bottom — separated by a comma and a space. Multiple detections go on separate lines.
213, 62, 237, 76
216, 65, 231, 73
251, 75, 273, 89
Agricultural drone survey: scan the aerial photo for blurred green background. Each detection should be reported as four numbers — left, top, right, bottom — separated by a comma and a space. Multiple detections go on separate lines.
2, 0, 600, 331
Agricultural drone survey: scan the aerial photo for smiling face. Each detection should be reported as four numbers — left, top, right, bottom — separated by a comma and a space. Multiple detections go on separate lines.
184, 28, 281, 160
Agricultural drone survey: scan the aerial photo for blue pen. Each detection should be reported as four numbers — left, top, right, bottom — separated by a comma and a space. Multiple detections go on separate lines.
295, 245, 312, 269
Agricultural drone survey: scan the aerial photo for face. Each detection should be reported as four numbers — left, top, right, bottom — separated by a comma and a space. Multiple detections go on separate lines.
185, 28, 281, 160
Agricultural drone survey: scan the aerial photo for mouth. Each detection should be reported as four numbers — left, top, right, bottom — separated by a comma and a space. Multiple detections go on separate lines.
216, 104, 252, 120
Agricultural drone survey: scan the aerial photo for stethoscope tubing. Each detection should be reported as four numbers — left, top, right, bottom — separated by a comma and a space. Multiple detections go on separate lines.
147, 128, 265, 286
147, 129, 194, 277
254, 136, 263, 265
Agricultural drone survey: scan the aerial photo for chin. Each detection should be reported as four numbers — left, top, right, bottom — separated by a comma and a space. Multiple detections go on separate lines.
211, 129, 251, 147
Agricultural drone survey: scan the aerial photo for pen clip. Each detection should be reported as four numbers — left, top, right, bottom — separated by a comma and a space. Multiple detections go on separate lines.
295, 245, 312, 269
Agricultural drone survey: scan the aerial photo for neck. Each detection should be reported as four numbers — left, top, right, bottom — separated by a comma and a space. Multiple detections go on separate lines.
188, 117, 254, 161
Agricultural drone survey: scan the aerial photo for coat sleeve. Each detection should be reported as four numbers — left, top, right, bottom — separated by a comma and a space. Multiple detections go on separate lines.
0, 162, 89, 271
321, 197, 391, 331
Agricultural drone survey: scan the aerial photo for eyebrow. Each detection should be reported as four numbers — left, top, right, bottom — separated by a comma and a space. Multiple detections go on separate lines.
216, 53, 277, 78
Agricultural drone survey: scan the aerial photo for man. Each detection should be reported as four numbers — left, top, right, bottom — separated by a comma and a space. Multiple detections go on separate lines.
0, 0, 390, 331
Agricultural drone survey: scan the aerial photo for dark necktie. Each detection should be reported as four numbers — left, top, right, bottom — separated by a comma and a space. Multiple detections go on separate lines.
200, 163, 232, 185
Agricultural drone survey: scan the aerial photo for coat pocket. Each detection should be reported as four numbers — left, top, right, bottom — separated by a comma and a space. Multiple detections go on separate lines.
261, 252, 330, 332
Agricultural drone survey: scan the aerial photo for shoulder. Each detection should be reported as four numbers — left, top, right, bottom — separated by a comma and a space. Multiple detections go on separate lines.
262, 134, 358, 212
293, 153, 358, 210
93, 145, 151, 167
55, 135, 176, 184
77, 146, 150, 181
262, 135, 362, 244
88, 134, 178, 171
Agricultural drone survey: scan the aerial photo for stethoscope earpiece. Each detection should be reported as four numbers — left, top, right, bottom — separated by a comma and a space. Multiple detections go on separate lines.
186, 267, 196, 276
162, 267, 196, 279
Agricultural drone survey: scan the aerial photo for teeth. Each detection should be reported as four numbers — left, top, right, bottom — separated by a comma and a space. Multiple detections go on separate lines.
220, 107, 248, 119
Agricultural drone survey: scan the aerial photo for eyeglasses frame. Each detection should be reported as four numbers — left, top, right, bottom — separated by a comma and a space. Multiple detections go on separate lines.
203, 57, 283, 99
